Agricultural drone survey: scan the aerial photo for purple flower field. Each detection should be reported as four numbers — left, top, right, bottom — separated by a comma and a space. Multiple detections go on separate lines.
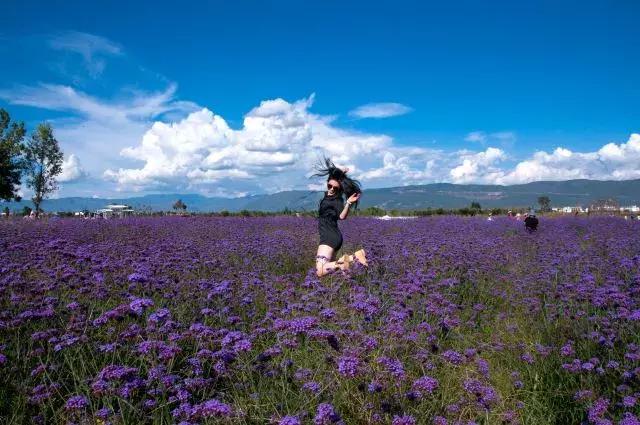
1, 216, 640, 424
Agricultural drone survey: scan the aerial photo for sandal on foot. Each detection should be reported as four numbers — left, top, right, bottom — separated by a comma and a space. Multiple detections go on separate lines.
354, 249, 368, 267
336, 254, 353, 271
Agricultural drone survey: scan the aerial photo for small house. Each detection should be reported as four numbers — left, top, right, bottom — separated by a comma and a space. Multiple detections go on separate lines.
95, 204, 135, 218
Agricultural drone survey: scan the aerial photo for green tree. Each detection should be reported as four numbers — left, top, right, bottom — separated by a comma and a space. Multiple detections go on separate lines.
469, 202, 482, 216
0, 109, 27, 201
2, 206, 9, 216
22, 206, 32, 216
173, 199, 187, 212
23, 123, 63, 217
361, 206, 385, 216
538, 196, 551, 213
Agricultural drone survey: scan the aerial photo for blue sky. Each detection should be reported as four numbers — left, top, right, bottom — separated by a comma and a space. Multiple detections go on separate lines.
1, 0, 639, 198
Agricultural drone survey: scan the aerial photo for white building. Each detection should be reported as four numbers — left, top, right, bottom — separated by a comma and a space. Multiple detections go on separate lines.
96, 204, 135, 218
620, 205, 640, 213
553, 206, 586, 213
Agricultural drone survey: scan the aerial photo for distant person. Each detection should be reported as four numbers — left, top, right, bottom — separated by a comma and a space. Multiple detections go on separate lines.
311, 157, 368, 277
524, 213, 539, 233
487, 213, 493, 221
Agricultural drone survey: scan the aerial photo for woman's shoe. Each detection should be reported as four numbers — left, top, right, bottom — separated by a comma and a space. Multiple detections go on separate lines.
336, 254, 353, 271
354, 249, 368, 267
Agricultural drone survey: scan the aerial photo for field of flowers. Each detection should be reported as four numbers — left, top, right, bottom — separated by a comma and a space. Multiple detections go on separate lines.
1, 215, 640, 424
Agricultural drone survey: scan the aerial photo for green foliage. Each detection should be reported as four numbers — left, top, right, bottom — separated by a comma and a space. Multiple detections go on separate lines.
21, 206, 32, 216
0, 109, 27, 202
23, 123, 64, 216
359, 206, 386, 216
538, 196, 551, 213
172, 199, 187, 211
55, 211, 75, 217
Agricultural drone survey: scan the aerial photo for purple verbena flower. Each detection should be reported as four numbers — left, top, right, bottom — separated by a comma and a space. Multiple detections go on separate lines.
194, 398, 233, 418
587, 398, 609, 423
442, 350, 465, 365
129, 297, 154, 315
279, 416, 301, 425
412, 376, 439, 394
337, 355, 360, 378
64, 395, 88, 410
314, 403, 341, 424
392, 415, 416, 425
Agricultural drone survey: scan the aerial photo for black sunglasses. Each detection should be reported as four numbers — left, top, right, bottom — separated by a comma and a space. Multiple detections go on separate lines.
327, 183, 340, 190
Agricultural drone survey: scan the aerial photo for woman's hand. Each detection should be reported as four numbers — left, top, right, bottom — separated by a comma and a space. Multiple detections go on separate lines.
340, 192, 360, 220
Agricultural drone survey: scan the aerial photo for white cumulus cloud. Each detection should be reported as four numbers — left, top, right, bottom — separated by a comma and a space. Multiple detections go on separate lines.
103, 92, 640, 194
104, 94, 395, 192
495, 134, 640, 184
59, 154, 88, 183
449, 148, 507, 184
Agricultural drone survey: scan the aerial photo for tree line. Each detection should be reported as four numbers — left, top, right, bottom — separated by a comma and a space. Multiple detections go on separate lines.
0, 108, 64, 216
22, 204, 534, 218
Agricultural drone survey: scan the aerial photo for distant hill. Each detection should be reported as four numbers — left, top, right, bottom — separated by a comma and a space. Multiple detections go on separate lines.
3, 179, 640, 213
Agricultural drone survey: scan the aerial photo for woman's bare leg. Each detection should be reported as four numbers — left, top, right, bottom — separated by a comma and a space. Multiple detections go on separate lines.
316, 244, 343, 277
316, 245, 361, 277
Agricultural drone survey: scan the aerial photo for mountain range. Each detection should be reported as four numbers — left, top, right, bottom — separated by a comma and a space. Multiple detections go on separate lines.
3, 179, 640, 213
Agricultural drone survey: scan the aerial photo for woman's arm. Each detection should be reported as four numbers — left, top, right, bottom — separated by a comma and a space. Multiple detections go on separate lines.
339, 193, 360, 220
339, 201, 352, 220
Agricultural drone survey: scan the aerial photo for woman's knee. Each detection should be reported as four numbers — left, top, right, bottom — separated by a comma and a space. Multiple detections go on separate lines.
316, 255, 328, 277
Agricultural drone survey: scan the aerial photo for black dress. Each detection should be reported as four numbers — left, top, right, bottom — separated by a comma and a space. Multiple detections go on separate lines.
318, 193, 344, 250
524, 215, 539, 232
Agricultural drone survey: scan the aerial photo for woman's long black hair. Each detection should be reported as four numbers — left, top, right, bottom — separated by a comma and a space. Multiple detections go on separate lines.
310, 156, 362, 210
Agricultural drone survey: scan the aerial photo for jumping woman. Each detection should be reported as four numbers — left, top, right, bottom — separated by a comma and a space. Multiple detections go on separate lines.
311, 157, 368, 277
